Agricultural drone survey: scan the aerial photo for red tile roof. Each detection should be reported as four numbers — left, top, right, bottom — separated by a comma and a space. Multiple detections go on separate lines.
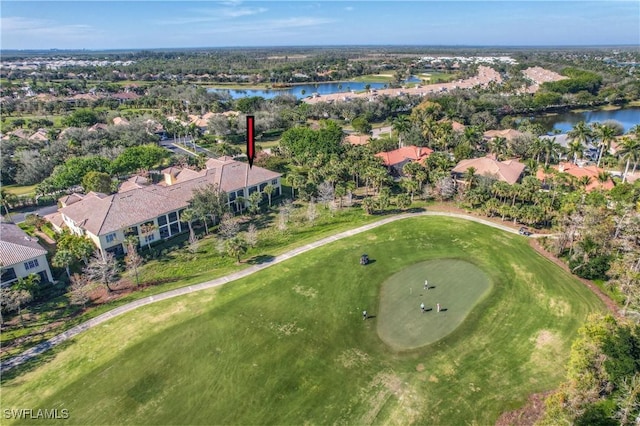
538, 162, 615, 192
375, 146, 433, 166
452, 157, 525, 184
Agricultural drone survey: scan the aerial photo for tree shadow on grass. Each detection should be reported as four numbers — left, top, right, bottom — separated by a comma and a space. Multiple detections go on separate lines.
247, 254, 275, 265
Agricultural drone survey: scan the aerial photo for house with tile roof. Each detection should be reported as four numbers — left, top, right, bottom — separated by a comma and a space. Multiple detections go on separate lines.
483, 129, 524, 142
345, 134, 370, 146
536, 162, 615, 192
452, 157, 525, 185
375, 146, 434, 176
58, 157, 281, 256
112, 117, 129, 126
1, 218, 53, 286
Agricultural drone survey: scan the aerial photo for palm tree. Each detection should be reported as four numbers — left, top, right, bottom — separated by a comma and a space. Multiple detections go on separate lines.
464, 166, 477, 190
577, 175, 592, 189
52, 249, 75, 279
593, 123, 616, 168
0, 188, 18, 217
568, 121, 592, 145
392, 115, 411, 148
596, 170, 610, 185
180, 208, 196, 239
488, 137, 508, 160
567, 139, 585, 165
361, 196, 375, 215
617, 135, 640, 183
263, 184, 275, 207
541, 137, 563, 167
421, 118, 438, 148
225, 235, 247, 263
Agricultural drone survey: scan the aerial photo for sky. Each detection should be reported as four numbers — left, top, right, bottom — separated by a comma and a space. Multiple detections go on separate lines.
1, 1, 639, 50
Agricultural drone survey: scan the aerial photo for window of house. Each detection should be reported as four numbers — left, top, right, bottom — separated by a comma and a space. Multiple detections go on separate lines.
159, 226, 170, 239
105, 232, 117, 243
271, 179, 278, 185
248, 186, 257, 195
145, 234, 155, 243
24, 259, 40, 270
237, 189, 245, 198
170, 222, 180, 235
259, 182, 267, 191
229, 191, 237, 201
157, 215, 168, 226
168, 212, 178, 222
125, 226, 139, 237
1, 267, 17, 284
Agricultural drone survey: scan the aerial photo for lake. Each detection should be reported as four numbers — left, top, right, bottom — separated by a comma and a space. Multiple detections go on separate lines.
534, 107, 640, 134
207, 76, 422, 100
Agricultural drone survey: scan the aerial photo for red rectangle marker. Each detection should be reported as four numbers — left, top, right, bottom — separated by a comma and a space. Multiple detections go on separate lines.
246, 115, 255, 168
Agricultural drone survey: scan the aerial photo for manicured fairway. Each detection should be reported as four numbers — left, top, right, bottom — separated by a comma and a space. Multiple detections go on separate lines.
1, 217, 606, 425
378, 259, 491, 349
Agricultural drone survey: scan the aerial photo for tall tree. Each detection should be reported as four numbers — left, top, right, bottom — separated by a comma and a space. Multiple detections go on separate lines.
592, 123, 616, 168
392, 114, 411, 148
263, 183, 275, 207
52, 249, 75, 279
567, 121, 592, 162
190, 183, 229, 232
125, 239, 143, 287
83, 251, 120, 293
617, 135, 640, 183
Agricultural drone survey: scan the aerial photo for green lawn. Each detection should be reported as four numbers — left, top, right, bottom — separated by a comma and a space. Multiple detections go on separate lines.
2, 217, 605, 425
3, 184, 37, 196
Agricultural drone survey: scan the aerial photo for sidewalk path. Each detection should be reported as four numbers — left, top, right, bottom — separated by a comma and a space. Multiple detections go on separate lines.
0, 211, 536, 373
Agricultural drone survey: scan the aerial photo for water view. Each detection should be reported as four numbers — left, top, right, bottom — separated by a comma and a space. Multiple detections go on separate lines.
534, 106, 640, 134
208, 76, 422, 100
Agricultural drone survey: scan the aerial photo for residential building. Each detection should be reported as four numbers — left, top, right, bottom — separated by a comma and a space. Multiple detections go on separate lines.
483, 129, 524, 142
536, 162, 615, 192
375, 146, 434, 176
345, 134, 370, 146
452, 157, 525, 184
0, 218, 53, 286
58, 157, 281, 256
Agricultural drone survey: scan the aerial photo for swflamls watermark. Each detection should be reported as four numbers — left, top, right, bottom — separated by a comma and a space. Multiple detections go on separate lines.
3, 408, 70, 420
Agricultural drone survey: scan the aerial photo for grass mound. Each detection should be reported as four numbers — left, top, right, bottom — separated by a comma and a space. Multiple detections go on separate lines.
2, 217, 605, 425
377, 259, 491, 350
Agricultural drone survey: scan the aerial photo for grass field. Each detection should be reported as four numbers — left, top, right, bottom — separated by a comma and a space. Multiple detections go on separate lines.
2, 217, 605, 425
3, 184, 37, 196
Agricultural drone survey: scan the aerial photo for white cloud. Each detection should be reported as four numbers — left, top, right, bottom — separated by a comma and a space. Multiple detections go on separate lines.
344, 6, 354, 11
1, 16, 95, 39
196, 16, 336, 36
155, 6, 268, 25
221, 7, 268, 18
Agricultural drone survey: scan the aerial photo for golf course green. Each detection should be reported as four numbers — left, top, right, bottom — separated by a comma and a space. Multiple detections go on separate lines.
2, 217, 606, 425
378, 259, 491, 349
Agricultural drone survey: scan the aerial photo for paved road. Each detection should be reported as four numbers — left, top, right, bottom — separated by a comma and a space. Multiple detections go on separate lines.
0, 211, 537, 373
160, 137, 212, 157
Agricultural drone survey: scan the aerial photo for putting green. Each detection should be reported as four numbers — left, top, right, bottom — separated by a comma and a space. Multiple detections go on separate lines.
377, 259, 491, 350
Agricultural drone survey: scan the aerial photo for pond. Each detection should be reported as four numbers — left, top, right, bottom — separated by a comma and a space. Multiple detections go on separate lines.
532, 106, 640, 134
207, 76, 423, 100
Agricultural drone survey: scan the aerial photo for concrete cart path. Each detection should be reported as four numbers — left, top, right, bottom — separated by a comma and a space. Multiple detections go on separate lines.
1, 211, 536, 373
